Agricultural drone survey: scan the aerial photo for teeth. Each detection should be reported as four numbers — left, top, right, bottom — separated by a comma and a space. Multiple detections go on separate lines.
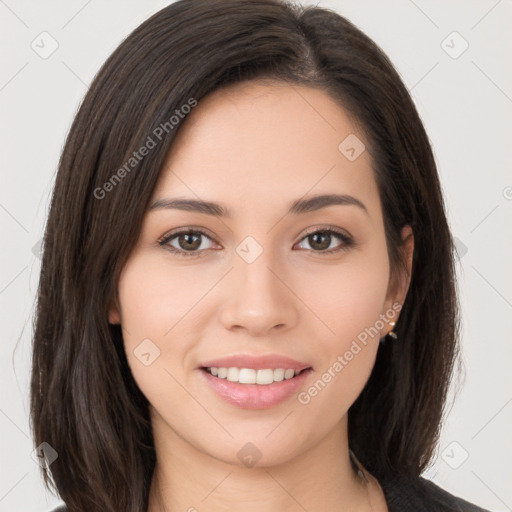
256, 369, 273, 385
273, 368, 284, 382
227, 367, 239, 382
206, 367, 304, 385
284, 369, 295, 379
240, 368, 257, 384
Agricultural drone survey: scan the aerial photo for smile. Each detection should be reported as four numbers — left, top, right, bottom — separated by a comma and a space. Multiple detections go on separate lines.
204, 367, 307, 385
200, 366, 313, 409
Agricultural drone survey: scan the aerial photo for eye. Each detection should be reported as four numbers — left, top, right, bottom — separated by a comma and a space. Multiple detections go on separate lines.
158, 228, 217, 257
158, 226, 354, 257
295, 227, 354, 254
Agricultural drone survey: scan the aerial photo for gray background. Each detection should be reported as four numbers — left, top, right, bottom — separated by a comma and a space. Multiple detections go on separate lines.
1, 0, 511, 510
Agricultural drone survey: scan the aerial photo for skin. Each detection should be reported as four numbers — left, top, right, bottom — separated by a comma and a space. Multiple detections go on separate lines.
109, 80, 414, 512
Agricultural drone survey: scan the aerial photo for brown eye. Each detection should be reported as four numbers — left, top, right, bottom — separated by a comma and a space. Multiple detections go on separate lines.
296, 228, 353, 254
306, 231, 332, 251
174, 232, 202, 251
159, 227, 353, 258
159, 229, 216, 256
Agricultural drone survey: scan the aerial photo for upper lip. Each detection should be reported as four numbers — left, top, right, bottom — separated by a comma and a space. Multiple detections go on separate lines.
200, 354, 312, 371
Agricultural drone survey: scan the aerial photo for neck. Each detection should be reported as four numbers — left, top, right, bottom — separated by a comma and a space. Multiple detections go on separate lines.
147, 412, 379, 512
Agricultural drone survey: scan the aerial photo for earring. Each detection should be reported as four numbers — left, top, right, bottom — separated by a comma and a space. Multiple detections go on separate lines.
388, 321, 398, 339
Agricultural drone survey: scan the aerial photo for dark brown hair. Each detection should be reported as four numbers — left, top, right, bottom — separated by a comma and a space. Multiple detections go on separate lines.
30, 1, 459, 510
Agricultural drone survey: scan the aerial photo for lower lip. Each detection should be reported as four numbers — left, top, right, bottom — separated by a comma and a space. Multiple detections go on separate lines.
200, 368, 312, 409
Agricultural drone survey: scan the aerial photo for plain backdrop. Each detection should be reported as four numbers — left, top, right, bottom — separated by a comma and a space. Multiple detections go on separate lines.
1, 1, 511, 511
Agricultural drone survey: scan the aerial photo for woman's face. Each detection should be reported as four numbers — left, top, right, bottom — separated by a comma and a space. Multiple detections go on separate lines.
110, 80, 413, 467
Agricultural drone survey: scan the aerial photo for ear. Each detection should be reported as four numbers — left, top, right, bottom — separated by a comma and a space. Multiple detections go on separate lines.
383, 225, 414, 330
108, 300, 121, 325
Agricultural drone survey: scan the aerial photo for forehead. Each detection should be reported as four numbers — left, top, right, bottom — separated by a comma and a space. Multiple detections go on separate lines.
153, 80, 380, 222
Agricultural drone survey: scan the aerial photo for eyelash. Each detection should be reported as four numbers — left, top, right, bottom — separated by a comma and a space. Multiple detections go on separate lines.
157, 226, 354, 258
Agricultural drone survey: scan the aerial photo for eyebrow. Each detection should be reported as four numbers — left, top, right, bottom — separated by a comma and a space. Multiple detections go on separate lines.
148, 193, 368, 217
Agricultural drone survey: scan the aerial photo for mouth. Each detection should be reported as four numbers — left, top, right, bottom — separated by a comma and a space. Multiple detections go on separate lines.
198, 354, 313, 409
201, 366, 312, 385
198, 355, 313, 409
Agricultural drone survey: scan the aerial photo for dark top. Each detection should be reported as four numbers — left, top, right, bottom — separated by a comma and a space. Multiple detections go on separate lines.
48, 474, 491, 511
380, 474, 491, 511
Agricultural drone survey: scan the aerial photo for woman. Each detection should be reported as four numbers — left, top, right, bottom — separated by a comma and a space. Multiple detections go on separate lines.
31, 0, 491, 510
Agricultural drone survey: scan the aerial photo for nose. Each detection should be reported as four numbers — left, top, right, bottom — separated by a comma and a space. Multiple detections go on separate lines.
219, 249, 300, 337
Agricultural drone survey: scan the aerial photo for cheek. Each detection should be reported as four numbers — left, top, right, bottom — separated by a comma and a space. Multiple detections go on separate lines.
294, 247, 390, 410
298, 242, 391, 349
330, 264, 389, 343
117, 253, 209, 341
116, 254, 203, 388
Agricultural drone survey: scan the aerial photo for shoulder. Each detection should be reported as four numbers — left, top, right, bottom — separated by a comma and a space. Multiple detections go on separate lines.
380, 474, 492, 512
